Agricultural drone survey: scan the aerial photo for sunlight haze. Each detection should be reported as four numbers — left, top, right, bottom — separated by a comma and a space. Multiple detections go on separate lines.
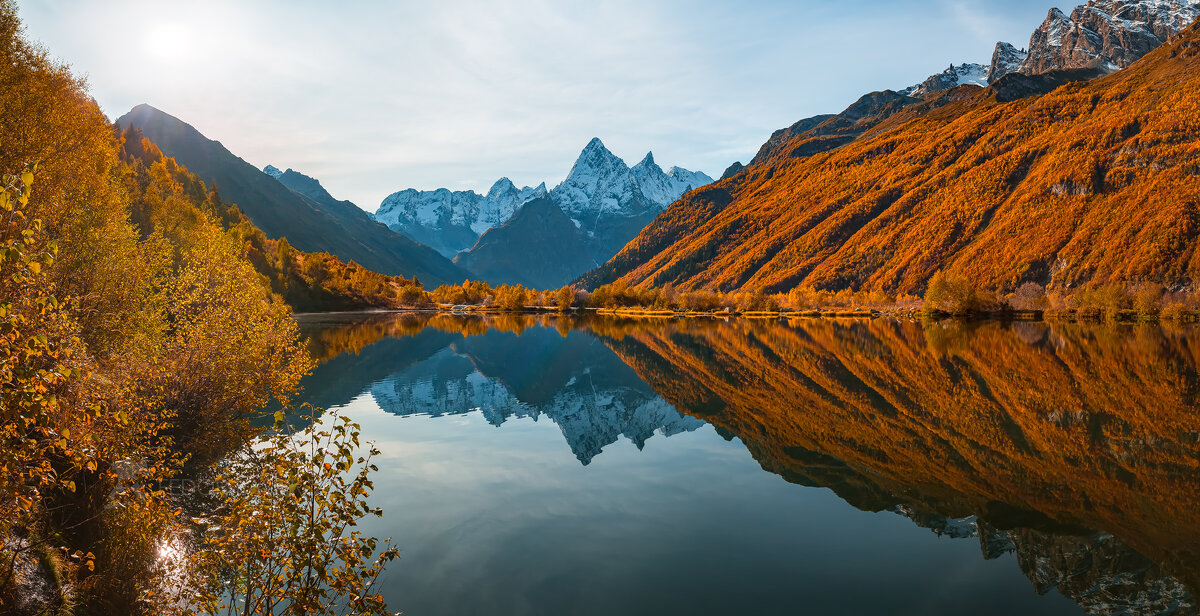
22, 0, 1053, 209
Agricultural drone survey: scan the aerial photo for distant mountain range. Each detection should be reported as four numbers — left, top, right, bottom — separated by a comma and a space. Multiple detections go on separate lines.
118, 0, 1200, 296
370, 178, 549, 259
583, 0, 1200, 294
375, 138, 712, 289
116, 105, 469, 287
118, 101, 711, 291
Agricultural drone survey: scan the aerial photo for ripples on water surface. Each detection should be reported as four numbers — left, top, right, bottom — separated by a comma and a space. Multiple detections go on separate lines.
295, 312, 1200, 616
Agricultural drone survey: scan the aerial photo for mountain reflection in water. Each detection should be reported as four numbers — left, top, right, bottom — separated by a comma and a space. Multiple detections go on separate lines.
297, 312, 1200, 616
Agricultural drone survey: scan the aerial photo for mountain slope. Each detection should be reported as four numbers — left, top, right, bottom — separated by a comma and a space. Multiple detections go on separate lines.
452, 197, 598, 289
583, 22, 1200, 294
116, 104, 468, 286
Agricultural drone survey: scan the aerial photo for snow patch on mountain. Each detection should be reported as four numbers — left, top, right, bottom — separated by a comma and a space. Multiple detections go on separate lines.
263, 164, 284, 179
902, 63, 990, 97
373, 178, 547, 257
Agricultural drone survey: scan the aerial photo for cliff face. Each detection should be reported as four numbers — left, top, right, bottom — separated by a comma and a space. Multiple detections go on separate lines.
1022, 1, 1200, 74
987, 42, 1029, 82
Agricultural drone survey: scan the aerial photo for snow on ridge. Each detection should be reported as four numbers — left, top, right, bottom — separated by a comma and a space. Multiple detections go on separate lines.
902, 63, 990, 97
553, 138, 714, 224
373, 138, 713, 256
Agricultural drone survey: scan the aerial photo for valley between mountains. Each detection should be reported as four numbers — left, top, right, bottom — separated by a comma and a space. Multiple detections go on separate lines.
117, 0, 1200, 303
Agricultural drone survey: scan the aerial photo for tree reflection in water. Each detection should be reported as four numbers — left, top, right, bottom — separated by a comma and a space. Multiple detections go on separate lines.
300, 313, 1200, 615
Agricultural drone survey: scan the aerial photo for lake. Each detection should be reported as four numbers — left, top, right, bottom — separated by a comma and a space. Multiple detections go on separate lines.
295, 312, 1200, 616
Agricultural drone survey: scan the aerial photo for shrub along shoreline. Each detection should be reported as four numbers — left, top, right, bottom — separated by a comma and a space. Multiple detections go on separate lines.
365, 272, 1200, 324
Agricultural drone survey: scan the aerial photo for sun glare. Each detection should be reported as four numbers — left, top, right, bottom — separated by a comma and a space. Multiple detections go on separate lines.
145, 23, 191, 62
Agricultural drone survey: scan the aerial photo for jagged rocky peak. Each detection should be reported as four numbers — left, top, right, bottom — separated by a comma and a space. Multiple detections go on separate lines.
551, 138, 643, 222
554, 139, 714, 220
631, 151, 699, 206
910, 0, 1198, 95
263, 164, 284, 179
987, 42, 1029, 82
720, 161, 745, 181
1020, 0, 1200, 75
903, 63, 990, 96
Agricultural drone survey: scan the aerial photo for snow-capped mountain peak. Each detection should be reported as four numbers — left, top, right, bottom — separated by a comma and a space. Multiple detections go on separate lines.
524, 182, 548, 202
374, 138, 713, 270
551, 138, 644, 223
263, 164, 284, 179
486, 177, 517, 199
374, 177, 547, 257
552, 138, 714, 225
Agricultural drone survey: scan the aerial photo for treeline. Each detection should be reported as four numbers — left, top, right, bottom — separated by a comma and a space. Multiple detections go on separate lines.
119, 128, 425, 312
421, 279, 920, 313
0, 3, 395, 614
925, 271, 1200, 320
420, 276, 1200, 322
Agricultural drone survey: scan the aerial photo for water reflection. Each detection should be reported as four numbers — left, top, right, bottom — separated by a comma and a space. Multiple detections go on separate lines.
299, 313, 702, 464
601, 318, 1200, 615
297, 313, 1200, 615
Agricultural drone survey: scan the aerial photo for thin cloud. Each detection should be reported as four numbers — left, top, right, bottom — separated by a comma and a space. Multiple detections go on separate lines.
18, 0, 1056, 210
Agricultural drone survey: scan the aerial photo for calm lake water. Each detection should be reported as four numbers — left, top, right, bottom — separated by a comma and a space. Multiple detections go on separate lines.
295, 312, 1200, 616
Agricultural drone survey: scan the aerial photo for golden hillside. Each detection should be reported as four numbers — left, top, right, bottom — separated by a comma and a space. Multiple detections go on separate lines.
585, 22, 1200, 294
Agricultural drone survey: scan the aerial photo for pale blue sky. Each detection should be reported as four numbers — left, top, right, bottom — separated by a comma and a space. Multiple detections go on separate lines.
21, 0, 1056, 209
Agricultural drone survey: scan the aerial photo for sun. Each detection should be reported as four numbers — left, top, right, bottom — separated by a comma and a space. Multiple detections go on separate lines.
145, 23, 192, 62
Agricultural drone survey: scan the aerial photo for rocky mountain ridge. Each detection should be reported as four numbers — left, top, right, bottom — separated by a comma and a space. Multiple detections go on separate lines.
374, 138, 711, 267
372, 178, 547, 259
903, 0, 1198, 97
1019, 0, 1200, 75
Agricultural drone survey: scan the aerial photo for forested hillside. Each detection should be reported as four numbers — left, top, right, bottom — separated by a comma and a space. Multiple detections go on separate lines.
117, 104, 469, 287
584, 22, 1200, 295
118, 127, 430, 312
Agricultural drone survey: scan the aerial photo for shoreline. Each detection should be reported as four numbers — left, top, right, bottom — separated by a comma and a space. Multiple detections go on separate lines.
294, 306, 1200, 324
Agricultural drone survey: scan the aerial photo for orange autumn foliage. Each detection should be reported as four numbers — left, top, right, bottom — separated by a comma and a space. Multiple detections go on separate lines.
587, 22, 1200, 296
